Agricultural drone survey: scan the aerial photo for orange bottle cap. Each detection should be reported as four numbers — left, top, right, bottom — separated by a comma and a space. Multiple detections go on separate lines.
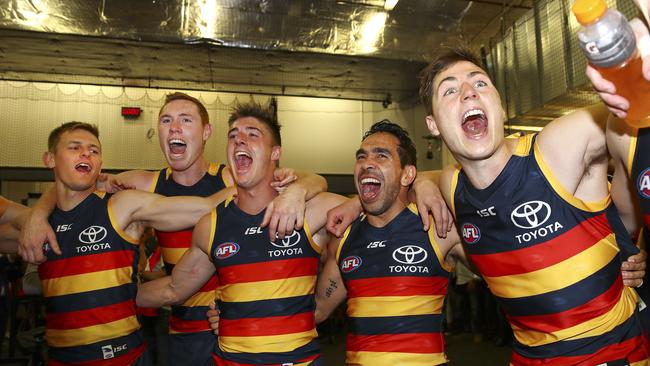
572, 0, 608, 25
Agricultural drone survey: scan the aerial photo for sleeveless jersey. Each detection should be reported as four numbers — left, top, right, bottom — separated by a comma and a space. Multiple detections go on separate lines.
336, 204, 451, 366
39, 192, 144, 365
452, 134, 648, 365
630, 127, 650, 235
208, 197, 321, 365
628, 127, 650, 318
151, 162, 230, 334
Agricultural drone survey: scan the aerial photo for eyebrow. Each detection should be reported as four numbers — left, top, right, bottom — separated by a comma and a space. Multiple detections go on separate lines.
436, 70, 487, 94
228, 126, 262, 135
68, 140, 101, 150
355, 146, 392, 156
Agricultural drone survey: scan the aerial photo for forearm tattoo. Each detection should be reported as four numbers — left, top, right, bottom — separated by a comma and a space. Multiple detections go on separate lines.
325, 279, 338, 298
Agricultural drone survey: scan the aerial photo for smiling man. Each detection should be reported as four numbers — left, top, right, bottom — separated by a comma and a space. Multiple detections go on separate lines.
315, 120, 465, 365
419, 47, 649, 365
15, 121, 230, 365
137, 102, 346, 365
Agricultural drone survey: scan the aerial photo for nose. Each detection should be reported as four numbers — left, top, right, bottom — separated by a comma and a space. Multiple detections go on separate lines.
80, 146, 91, 157
234, 131, 246, 146
461, 82, 478, 101
169, 118, 182, 132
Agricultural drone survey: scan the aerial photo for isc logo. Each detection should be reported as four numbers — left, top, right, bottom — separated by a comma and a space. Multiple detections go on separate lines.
341, 255, 362, 273
215, 242, 240, 259
245, 227, 263, 235
461, 223, 481, 244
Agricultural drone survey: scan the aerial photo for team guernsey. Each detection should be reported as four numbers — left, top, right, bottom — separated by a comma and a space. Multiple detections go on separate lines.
150, 162, 230, 335
629, 126, 650, 320
39, 191, 144, 365
452, 134, 648, 365
336, 203, 451, 366
208, 197, 321, 365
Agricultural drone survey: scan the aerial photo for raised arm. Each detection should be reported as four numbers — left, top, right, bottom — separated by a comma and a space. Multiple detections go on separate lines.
261, 170, 328, 240
315, 236, 347, 324
111, 189, 220, 233
137, 213, 215, 307
98, 169, 156, 193
537, 104, 611, 199
608, 115, 643, 234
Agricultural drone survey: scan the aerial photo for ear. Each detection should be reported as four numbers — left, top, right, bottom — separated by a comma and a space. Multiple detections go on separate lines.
425, 115, 441, 137
271, 146, 282, 161
400, 165, 417, 187
42, 151, 55, 168
203, 123, 213, 142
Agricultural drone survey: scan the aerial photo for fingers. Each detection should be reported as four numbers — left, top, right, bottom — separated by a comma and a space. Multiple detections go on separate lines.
206, 303, 220, 335
326, 214, 342, 237
630, 18, 650, 80
586, 65, 615, 94
47, 228, 62, 255
260, 202, 273, 228
418, 205, 430, 232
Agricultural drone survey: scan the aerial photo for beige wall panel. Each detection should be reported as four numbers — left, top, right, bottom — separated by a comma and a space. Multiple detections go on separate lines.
0, 81, 441, 176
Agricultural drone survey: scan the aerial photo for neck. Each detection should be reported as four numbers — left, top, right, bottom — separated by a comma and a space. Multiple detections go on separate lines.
55, 180, 96, 212
366, 192, 409, 228
235, 178, 278, 215
456, 140, 514, 190
170, 157, 209, 186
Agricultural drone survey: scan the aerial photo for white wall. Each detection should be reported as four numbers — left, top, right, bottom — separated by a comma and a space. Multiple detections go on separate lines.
0, 81, 442, 201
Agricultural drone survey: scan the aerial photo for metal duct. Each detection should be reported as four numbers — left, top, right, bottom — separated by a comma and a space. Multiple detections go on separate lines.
0, 0, 475, 61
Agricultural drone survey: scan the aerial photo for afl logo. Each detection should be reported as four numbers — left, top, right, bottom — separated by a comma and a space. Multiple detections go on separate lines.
392, 245, 428, 264
638, 168, 650, 199
78, 226, 107, 244
271, 230, 301, 248
215, 242, 240, 259
462, 223, 481, 244
341, 256, 362, 273
510, 200, 551, 229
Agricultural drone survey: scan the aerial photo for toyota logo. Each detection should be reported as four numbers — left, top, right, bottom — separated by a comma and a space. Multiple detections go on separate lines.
392, 245, 428, 265
510, 201, 551, 229
78, 226, 107, 244
270, 230, 301, 248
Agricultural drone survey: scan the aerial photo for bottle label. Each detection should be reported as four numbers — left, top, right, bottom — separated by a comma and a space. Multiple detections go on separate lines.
579, 25, 636, 68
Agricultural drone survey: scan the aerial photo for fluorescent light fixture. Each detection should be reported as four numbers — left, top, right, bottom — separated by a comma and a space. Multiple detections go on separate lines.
358, 12, 387, 54
198, 0, 217, 38
384, 0, 399, 11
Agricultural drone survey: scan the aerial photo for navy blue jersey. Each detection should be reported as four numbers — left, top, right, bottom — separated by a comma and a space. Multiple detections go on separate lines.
41, 192, 144, 365
207, 197, 321, 365
337, 203, 450, 365
151, 162, 230, 334
452, 134, 646, 365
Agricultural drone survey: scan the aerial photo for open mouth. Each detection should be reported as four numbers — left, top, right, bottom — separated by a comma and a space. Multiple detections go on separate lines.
359, 176, 381, 202
168, 138, 187, 155
74, 162, 92, 173
234, 151, 252, 171
462, 108, 488, 139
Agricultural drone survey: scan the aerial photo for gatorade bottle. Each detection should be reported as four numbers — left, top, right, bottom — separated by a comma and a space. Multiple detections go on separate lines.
573, 0, 650, 127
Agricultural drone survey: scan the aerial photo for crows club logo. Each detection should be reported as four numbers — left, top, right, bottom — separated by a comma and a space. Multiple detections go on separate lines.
215, 242, 240, 259
392, 245, 428, 264
270, 230, 301, 248
638, 168, 650, 199
341, 256, 362, 273
462, 223, 481, 244
78, 226, 107, 244
510, 200, 551, 229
